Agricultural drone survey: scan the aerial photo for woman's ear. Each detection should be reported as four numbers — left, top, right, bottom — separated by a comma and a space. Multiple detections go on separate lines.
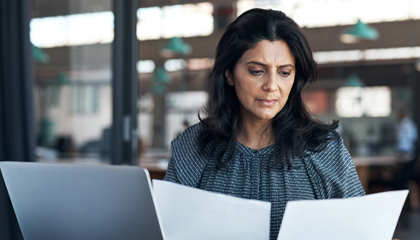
225, 70, 234, 86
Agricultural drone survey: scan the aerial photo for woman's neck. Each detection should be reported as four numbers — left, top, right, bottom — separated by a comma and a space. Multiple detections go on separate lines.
237, 119, 274, 150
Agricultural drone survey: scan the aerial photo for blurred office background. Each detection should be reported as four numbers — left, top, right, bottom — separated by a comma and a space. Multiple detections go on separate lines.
25, 0, 420, 162
1, 0, 420, 239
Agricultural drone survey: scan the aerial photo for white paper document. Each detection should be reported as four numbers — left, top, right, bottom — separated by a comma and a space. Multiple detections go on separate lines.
152, 180, 271, 240
278, 190, 409, 240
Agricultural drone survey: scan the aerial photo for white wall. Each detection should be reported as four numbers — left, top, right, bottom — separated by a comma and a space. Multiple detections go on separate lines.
47, 85, 112, 147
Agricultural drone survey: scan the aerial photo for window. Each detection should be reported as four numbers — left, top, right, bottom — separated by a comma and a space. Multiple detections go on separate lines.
335, 86, 391, 117
137, 3, 213, 40
71, 85, 100, 114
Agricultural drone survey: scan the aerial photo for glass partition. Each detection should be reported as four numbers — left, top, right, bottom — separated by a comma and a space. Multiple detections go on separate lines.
32, 0, 113, 164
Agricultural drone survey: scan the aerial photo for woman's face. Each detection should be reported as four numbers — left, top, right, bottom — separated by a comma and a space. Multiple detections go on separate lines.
226, 40, 296, 123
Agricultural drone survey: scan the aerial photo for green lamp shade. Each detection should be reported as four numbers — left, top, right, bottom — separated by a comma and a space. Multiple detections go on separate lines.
33, 44, 49, 63
340, 19, 379, 44
153, 65, 171, 83
161, 37, 192, 57
346, 73, 365, 87
39, 117, 54, 146
56, 70, 70, 85
152, 83, 166, 94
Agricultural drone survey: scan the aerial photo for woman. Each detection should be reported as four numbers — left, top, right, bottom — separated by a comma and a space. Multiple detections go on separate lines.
164, 8, 365, 239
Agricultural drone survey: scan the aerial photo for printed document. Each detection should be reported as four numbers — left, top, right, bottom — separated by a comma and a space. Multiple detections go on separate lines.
152, 180, 407, 240
278, 190, 408, 240
152, 180, 271, 240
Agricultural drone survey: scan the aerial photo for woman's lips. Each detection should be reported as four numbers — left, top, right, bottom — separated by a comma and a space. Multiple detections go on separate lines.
257, 99, 277, 106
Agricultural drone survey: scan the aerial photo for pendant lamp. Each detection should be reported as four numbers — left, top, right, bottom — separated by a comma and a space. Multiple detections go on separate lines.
340, 19, 379, 44
33, 44, 49, 63
152, 65, 171, 94
160, 37, 192, 57
346, 73, 365, 87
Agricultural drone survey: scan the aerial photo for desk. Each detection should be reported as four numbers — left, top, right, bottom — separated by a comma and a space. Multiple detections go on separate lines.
352, 155, 409, 193
139, 156, 168, 180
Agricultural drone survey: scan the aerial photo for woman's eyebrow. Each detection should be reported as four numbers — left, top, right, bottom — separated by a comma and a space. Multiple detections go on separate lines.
245, 61, 295, 69
279, 64, 295, 69
245, 61, 267, 67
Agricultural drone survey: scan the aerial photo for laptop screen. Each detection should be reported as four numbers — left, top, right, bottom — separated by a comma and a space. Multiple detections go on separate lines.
0, 162, 165, 240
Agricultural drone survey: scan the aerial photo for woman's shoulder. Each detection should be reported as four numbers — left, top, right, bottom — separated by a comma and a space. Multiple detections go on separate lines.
303, 130, 365, 198
306, 130, 351, 168
168, 122, 210, 187
171, 122, 203, 151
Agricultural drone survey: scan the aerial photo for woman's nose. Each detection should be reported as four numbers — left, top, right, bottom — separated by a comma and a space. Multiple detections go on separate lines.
262, 73, 277, 92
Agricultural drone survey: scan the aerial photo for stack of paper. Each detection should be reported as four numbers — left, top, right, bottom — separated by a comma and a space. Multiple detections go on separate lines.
278, 190, 408, 240
153, 180, 271, 240
152, 180, 408, 240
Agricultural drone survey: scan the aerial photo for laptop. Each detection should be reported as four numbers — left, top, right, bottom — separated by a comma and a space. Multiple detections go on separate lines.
0, 161, 166, 240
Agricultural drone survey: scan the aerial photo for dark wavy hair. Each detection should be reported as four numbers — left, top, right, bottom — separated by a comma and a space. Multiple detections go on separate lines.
198, 8, 338, 167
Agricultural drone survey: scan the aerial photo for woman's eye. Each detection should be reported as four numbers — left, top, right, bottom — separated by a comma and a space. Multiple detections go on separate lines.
249, 70, 264, 75
280, 71, 291, 77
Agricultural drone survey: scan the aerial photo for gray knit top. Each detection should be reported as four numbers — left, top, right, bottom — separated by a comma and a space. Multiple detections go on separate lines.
163, 123, 365, 240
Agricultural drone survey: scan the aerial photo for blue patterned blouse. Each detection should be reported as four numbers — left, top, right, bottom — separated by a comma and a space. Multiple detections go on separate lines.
164, 123, 365, 240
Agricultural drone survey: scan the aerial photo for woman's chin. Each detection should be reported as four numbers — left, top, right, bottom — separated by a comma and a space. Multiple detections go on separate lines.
254, 114, 278, 121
